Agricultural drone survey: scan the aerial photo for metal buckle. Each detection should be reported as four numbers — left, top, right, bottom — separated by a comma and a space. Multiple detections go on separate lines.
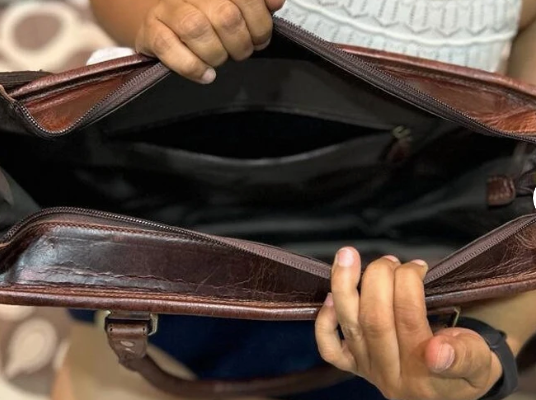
427, 306, 461, 330
449, 307, 461, 327
146, 313, 159, 336
104, 311, 159, 336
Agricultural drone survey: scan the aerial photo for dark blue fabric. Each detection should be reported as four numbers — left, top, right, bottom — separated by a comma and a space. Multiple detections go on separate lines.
69, 310, 385, 400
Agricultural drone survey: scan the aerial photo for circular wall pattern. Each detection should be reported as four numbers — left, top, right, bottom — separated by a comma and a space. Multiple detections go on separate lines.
0, 0, 115, 73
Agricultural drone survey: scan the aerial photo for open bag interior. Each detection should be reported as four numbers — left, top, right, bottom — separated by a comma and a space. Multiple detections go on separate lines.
0, 24, 536, 315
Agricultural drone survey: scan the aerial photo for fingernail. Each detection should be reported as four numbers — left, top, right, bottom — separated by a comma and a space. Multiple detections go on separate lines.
384, 255, 400, 263
412, 259, 428, 267
254, 39, 271, 51
324, 293, 334, 307
432, 343, 455, 372
200, 68, 216, 84
336, 248, 354, 268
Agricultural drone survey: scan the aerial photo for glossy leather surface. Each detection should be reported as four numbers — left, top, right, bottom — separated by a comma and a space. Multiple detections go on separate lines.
1, 211, 536, 317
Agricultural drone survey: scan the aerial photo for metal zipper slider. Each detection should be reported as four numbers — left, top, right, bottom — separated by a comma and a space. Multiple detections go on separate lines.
386, 125, 412, 163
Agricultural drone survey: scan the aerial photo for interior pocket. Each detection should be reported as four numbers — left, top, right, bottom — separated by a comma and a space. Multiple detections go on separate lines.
107, 110, 396, 190
122, 110, 392, 160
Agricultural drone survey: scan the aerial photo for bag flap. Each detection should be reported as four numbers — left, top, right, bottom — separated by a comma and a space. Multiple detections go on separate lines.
1, 17, 536, 141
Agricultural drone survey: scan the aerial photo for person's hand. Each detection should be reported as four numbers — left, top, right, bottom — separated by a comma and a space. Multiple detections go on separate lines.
135, 0, 284, 84
315, 248, 504, 400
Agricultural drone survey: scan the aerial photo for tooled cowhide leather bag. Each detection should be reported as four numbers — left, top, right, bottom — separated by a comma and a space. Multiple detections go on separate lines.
0, 16, 536, 398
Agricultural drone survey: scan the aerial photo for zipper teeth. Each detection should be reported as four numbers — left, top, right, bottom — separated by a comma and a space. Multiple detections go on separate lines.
1, 207, 328, 277
425, 215, 536, 283
19, 62, 166, 138
275, 18, 534, 143
19, 17, 533, 142
1, 207, 175, 242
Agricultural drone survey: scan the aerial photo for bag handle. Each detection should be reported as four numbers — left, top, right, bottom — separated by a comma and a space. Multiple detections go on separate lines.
105, 311, 352, 398
103, 309, 462, 398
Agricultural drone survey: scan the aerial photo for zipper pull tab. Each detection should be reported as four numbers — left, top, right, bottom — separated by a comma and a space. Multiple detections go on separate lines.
386, 125, 412, 163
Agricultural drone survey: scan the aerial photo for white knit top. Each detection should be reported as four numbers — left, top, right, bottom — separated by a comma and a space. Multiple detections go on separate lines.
276, 0, 523, 72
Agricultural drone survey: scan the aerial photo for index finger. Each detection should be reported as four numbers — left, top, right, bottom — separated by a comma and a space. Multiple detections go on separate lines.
330, 248, 370, 371
394, 260, 434, 361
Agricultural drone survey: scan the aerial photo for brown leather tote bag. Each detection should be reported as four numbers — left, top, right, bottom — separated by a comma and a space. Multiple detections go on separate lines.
0, 17, 536, 398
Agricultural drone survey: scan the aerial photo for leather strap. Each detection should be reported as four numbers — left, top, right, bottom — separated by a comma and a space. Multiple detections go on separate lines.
105, 311, 352, 398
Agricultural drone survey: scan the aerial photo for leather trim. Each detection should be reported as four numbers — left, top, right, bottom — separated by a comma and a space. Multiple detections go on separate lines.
8, 54, 155, 100
338, 44, 536, 99
2, 210, 536, 318
487, 175, 517, 207
5, 18, 536, 138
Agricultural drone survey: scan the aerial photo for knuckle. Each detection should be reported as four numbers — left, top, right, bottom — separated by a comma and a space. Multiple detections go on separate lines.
257, 23, 273, 43
146, 7, 160, 23
178, 58, 204, 78
373, 378, 396, 400
178, 11, 212, 40
454, 339, 473, 368
393, 302, 425, 331
236, 0, 262, 8
240, 0, 272, 43
213, 2, 244, 31
314, 317, 332, 336
339, 323, 364, 341
375, 381, 402, 400
408, 384, 434, 400
419, 386, 437, 400
358, 310, 391, 335
379, 389, 397, 400
150, 30, 176, 56
233, 45, 254, 61
212, 51, 228, 67
317, 347, 340, 364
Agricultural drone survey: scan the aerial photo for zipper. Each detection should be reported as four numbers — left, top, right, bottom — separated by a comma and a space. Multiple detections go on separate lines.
17, 62, 170, 138
4, 206, 536, 286
274, 18, 536, 144
385, 125, 413, 163
1, 207, 181, 243
424, 214, 536, 284
16, 17, 536, 142
0, 207, 329, 278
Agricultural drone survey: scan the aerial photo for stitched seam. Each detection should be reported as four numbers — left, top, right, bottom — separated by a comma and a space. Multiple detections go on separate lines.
0, 285, 319, 306
25, 266, 314, 298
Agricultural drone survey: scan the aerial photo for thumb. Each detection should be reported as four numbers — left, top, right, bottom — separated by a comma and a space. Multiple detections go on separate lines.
424, 329, 500, 386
